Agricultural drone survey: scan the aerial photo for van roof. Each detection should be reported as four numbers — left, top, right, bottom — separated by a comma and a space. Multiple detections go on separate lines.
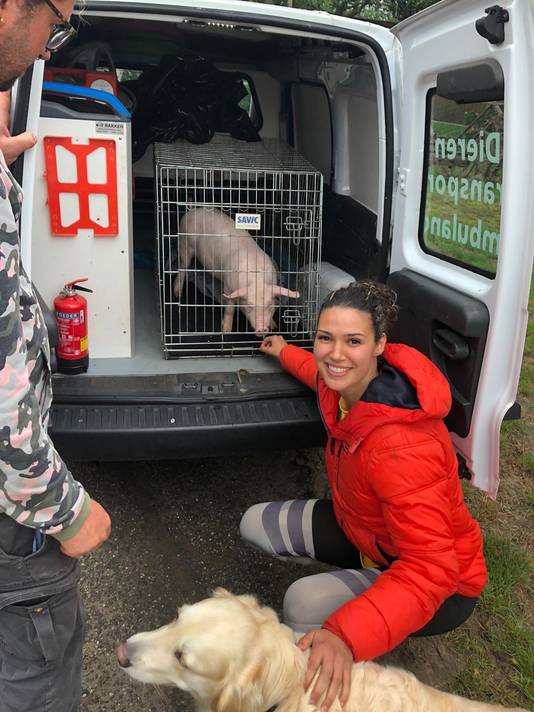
81, 0, 395, 47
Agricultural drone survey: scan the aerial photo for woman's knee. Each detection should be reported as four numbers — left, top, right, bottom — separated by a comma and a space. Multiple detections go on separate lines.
283, 570, 377, 631
239, 503, 275, 554
283, 575, 342, 630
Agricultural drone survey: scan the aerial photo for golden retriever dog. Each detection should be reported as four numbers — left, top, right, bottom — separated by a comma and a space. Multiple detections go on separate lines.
116, 588, 526, 712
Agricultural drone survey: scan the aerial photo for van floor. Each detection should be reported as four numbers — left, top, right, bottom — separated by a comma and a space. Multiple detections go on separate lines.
84, 268, 279, 377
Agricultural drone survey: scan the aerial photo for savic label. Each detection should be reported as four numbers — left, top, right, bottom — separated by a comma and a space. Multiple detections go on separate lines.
235, 213, 261, 230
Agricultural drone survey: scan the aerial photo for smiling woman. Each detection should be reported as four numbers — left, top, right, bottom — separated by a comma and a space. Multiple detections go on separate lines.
312, 283, 395, 407
242, 279, 487, 711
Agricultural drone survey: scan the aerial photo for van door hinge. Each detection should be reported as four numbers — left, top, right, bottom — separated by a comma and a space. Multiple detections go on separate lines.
475, 6, 509, 45
397, 168, 409, 196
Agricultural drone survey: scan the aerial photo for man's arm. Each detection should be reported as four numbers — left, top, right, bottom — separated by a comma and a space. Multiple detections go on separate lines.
0, 158, 110, 555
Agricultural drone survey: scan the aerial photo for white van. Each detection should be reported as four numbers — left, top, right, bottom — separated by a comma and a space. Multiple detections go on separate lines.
11, 0, 534, 497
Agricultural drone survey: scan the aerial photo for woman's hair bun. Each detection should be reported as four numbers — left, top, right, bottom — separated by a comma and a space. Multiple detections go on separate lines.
320, 280, 399, 339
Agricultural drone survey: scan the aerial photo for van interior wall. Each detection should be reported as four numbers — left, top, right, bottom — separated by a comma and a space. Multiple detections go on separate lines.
326, 61, 380, 279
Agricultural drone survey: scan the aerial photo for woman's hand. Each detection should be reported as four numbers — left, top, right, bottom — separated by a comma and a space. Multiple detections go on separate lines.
259, 334, 288, 359
298, 628, 353, 711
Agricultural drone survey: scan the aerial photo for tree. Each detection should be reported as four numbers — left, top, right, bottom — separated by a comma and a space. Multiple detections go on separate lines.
250, 0, 437, 22
376, 0, 436, 21
250, 0, 368, 14
293, 0, 369, 16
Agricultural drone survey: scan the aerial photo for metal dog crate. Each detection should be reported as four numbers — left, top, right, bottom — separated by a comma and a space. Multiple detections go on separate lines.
155, 136, 323, 357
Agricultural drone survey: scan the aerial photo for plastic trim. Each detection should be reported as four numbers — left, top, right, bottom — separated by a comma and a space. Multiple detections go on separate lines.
42, 81, 131, 118
49, 395, 325, 460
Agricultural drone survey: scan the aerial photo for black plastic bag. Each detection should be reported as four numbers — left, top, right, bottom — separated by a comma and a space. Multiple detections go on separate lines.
131, 53, 260, 161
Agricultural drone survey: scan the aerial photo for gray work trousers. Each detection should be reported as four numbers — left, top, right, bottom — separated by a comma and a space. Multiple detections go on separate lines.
0, 514, 84, 712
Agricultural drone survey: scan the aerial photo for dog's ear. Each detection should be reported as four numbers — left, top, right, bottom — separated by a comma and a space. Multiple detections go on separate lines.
214, 657, 264, 712
212, 588, 261, 612
235, 593, 262, 612
237, 594, 280, 626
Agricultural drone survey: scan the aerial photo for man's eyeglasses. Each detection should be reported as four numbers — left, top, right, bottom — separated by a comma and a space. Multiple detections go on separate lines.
43, 0, 77, 52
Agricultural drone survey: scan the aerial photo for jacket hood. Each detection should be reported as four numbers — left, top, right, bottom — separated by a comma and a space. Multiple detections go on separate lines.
319, 342, 452, 449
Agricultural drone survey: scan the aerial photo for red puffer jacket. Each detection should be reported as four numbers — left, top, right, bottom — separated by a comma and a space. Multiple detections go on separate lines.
279, 342, 487, 661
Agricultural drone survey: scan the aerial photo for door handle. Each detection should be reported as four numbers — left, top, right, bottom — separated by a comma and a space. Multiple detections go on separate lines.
432, 328, 470, 361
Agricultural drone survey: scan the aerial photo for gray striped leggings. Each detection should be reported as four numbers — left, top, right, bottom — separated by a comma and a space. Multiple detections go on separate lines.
240, 498, 478, 638
239, 498, 380, 633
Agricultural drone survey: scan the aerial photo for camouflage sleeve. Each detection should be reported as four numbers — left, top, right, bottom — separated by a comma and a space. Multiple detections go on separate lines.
0, 158, 90, 537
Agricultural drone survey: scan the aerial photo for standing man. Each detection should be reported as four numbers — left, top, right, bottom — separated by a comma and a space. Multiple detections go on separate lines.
0, 1, 111, 710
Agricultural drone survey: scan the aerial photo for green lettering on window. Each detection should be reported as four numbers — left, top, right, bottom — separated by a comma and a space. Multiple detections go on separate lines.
421, 92, 504, 277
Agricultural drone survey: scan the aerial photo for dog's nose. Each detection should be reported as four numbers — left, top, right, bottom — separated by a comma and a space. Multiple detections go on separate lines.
116, 642, 131, 668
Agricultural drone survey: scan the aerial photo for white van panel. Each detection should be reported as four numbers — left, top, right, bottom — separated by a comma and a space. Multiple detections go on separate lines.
19, 60, 45, 276
292, 83, 331, 182
31, 117, 135, 359
392, 0, 534, 495
333, 89, 379, 212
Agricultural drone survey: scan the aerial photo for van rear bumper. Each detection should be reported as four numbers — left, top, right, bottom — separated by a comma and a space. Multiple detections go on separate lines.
49, 395, 325, 461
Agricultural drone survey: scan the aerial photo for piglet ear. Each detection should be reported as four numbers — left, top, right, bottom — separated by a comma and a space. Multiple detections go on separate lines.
224, 287, 248, 300
272, 286, 300, 299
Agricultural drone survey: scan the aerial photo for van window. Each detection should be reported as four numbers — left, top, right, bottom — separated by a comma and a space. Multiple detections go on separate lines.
419, 91, 504, 278
116, 68, 143, 82
238, 77, 262, 131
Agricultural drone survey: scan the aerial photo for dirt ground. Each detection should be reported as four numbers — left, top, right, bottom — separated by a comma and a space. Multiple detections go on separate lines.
74, 449, 470, 712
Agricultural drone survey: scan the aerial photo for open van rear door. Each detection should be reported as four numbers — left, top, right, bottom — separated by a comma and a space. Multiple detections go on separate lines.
388, 0, 534, 497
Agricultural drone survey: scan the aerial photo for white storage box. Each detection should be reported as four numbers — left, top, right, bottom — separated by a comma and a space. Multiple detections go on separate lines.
31, 91, 134, 360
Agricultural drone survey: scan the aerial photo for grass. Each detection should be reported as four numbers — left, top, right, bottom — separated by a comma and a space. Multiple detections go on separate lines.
444, 280, 534, 709
432, 121, 465, 138
519, 451, 534, 476
518, 363, 534, 398
449, 533, 534, 707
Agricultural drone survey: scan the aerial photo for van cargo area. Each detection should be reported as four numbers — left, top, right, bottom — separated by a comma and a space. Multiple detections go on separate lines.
27, 8, 389, 458
32, 11, 383, 368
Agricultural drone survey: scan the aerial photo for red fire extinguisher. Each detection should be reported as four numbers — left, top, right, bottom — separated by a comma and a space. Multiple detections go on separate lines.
54, 278, 93, 374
